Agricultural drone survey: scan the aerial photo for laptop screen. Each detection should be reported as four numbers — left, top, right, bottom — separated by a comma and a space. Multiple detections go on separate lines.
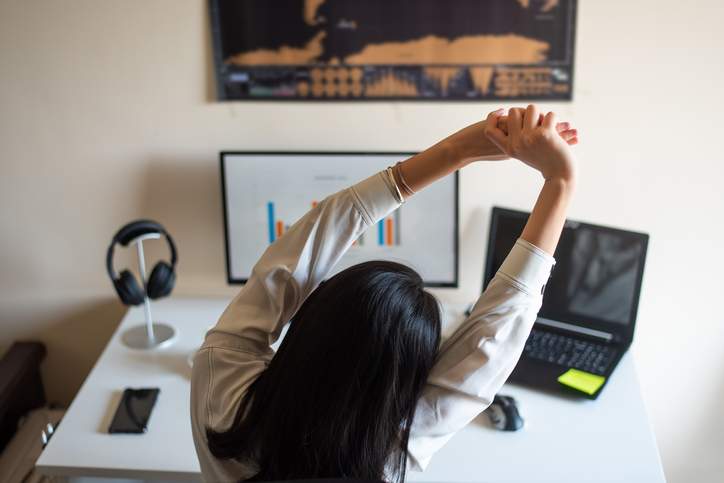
484, 208, 648, 337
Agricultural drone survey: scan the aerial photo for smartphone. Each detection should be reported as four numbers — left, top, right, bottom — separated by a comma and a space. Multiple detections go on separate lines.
108, 388, 160, 434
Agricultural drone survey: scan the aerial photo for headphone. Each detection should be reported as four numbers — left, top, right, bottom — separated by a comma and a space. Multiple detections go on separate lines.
106, 220, 177, 306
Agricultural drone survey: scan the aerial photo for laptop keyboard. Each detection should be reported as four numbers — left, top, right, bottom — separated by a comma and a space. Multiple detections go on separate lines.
524, 329, 617, 376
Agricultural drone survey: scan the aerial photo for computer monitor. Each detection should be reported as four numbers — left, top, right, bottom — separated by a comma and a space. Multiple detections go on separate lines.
221, 152, 459, 287
484, 207, 648, 344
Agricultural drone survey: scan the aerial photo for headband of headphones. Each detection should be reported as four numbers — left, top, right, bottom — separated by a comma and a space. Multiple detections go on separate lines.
106, 219, 177, 279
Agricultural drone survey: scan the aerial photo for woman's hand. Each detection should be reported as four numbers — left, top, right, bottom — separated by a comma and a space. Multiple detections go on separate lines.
447, 110, 578, 166
484, 105, 577, 182
395, 105, 577, 199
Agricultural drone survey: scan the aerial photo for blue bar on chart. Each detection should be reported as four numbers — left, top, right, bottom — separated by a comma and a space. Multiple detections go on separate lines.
267, 202, 275, 243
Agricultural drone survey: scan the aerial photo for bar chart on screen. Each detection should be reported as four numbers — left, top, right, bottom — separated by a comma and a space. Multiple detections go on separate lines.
267, 199, 370, 246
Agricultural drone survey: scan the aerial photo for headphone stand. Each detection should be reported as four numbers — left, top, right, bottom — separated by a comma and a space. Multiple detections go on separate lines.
120, 233, 177, 350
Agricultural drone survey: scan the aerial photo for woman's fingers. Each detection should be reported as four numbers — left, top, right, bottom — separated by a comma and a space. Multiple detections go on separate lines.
558, 122, 579, 145
496, 114, 547, 134
484, 109, 508, 150
494, 107, 575, 142
560, 128, 577, 139
560, 128, 577, 142
495, 115, 509, 133
543, 111, 557, 130
559, 127, 579, 145
508, 108, 523, 137
524, 104, 539, 130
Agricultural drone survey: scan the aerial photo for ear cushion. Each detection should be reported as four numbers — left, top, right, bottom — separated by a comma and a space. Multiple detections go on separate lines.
114, 270, 145, 306
146, 262, 175, 300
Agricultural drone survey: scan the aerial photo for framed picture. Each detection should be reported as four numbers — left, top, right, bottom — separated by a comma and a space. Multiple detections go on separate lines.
210, 0, 577, 101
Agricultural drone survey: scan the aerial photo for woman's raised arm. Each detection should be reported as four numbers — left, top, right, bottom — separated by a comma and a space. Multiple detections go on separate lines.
485, 104, 577, 254
407, 105, 578, 470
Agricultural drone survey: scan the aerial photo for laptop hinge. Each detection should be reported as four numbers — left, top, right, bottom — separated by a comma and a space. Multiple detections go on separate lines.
536, 317, 613, 342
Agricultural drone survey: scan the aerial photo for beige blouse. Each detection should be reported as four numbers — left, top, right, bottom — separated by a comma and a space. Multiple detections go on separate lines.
190, 170, 555, 482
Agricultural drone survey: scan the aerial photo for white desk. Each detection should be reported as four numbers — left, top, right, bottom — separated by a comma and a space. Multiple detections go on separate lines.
37, 298, 665, 482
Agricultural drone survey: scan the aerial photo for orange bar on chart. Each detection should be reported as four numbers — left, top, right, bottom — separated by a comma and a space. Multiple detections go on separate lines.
276, 221, 284, 237
386, 218, 393, 246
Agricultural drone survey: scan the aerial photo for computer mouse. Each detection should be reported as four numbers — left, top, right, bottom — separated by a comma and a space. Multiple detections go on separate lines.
484, 394, 524, 431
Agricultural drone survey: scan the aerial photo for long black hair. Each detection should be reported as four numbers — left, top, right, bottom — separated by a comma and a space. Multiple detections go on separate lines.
206, 260, 442, 481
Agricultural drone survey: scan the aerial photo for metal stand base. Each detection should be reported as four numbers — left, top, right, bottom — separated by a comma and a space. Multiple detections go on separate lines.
121, 323, 176, 350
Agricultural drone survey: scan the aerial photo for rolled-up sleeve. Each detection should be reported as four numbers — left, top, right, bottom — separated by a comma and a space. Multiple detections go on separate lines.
407, 238, 555, 470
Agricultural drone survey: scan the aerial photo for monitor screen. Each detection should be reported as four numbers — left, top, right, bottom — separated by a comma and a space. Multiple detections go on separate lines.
221, 152, 458, 286
484, 208, 648, 328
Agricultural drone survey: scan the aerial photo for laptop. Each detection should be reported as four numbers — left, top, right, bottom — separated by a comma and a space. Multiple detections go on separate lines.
483, 207, 649, 399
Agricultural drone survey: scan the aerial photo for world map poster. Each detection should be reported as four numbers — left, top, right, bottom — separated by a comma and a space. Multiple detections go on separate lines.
210, 0, 576, 101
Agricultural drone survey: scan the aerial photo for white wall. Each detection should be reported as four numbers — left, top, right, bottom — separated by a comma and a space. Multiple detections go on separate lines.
1, 1, 723, 481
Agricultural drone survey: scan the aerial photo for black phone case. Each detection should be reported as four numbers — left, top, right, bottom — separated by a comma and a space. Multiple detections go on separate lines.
108, 388, 160, 434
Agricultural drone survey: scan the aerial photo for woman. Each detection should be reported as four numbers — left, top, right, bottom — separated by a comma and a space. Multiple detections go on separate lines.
191, 105, 579, 482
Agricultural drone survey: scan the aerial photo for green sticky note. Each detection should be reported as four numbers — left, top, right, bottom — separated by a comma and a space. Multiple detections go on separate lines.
557, 369, 606, 395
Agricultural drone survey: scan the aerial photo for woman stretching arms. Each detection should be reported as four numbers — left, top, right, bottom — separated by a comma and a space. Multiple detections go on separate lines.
191, 105, 578, 482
